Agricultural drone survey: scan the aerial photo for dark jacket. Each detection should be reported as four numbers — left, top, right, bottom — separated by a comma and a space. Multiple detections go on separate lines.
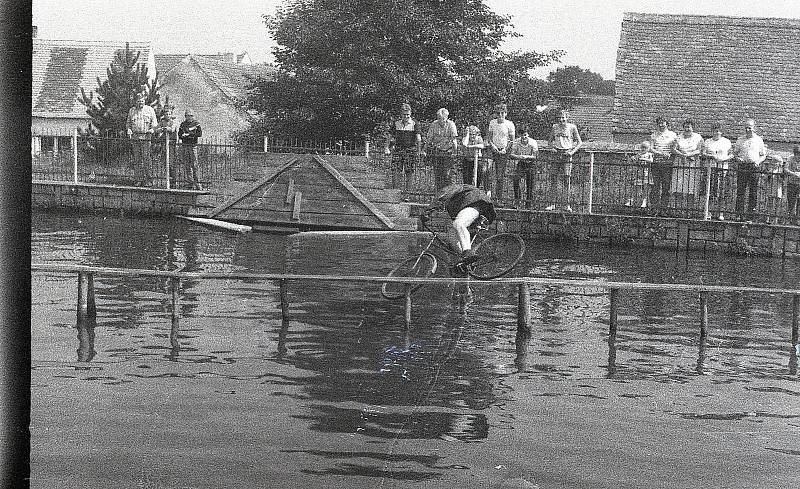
178, 120, 202, 145
435, 184, 496, 223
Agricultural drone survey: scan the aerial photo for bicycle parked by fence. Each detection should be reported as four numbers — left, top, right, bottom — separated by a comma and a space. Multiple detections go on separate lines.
380, 210, 525, 300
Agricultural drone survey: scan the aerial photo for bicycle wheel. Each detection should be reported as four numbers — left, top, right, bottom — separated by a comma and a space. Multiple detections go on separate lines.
468, 233, 525, 280
381, 253, 438, 300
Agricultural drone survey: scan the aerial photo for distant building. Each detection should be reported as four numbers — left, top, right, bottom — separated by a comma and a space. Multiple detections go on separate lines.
561, 95, 614, 142
613, 12, 800, 151
32, 36, 156, 153
155, 54, 276, 143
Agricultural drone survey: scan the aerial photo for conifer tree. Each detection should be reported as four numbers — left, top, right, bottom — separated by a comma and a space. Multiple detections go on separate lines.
79, 43, 163, 137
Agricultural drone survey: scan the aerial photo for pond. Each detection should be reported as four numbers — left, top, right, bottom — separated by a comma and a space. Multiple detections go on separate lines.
30, 211, 799, 488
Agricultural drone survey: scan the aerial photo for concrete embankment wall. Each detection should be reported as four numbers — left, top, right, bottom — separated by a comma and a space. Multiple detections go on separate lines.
410, 205, 800, 258
32, 181, 203, 215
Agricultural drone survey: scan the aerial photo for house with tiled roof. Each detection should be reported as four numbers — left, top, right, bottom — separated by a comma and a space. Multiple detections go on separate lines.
563, 95, 614, 141
156, 54, 276, 142
32, 36, 156, 152
613, 12, 800, 151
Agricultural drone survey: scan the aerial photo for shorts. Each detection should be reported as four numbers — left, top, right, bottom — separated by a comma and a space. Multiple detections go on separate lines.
552, 151, 573, 177
392, 149, 417, 172
514, 159, 536, 178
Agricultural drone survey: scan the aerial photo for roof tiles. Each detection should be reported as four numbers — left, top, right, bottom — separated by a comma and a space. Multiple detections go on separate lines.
613, 12, 800, 142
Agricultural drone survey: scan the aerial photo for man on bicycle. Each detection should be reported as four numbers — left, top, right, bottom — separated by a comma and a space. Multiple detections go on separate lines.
422, 183, 496, 266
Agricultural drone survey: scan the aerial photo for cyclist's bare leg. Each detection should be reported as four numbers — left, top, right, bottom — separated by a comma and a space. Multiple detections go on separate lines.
451, 207, 480, 253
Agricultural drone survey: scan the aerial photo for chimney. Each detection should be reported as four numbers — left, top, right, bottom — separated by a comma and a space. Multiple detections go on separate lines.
223, 52, 235, 63
33, 25, 37, 38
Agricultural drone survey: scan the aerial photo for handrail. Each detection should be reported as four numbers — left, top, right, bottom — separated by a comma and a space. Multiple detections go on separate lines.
31, 263, 800, 295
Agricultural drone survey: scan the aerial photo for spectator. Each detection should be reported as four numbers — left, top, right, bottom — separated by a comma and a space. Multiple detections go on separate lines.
671, 119, 703, 213
460, 125, 486, 189
732, 119, 766, 221
126, 94, 158, 186
424, 108, 459, 192
509, 128, 539, 206
785, 145, 800, 224
626, 140, 653, 209
178, 109, 203, 190
487, 103, 515, 201
701, 123, 733, 220
385, 103, 421, 193
649, 117, 677, 216
547, 110, 582, 212
764, 155, 785, 224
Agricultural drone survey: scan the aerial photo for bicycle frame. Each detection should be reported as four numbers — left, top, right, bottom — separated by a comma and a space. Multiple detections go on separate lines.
416, 214, 487, 270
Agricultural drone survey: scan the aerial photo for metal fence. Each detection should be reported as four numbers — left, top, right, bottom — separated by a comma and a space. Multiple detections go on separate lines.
32, 130, 799, 225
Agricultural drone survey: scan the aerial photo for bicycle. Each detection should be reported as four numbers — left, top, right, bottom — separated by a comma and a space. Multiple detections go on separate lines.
380, 210, 525, 300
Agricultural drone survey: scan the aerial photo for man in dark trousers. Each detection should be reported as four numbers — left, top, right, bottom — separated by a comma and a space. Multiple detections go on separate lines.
178, 110, 203, 190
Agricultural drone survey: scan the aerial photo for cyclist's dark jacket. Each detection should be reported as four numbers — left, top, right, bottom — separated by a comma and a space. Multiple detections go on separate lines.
435, 184, 496, 223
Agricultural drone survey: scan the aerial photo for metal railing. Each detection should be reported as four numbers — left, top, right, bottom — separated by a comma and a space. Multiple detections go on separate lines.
31, 131, 799, 225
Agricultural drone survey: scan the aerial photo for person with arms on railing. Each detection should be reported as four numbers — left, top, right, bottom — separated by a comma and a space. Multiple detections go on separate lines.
487, 103, 516, 202
649, 117, 677, 216
701, 123, 733, 220
178, 109, 203, 190
626, 140, 653, 209
547, 110, 581, 212
126, 94, 158, 187
424, 108, 459, 192
384, 103, 421, 194
460, 125, 486, 189
671, 119, 703, 215
732, 119, 766, 222
421, 183, 496, 267
509, 128, 539, 208
785, 145, 800, 225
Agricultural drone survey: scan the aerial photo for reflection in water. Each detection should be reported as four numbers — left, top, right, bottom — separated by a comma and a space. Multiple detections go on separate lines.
31, 212, 800, 485
76, 316, 96, 362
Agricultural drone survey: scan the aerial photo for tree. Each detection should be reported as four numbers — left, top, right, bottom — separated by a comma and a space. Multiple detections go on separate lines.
237, 0, 561, 143
546, 65, 614, 98
78, 43, 164, 137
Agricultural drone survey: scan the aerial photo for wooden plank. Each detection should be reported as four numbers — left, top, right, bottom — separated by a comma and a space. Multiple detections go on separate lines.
208, 157, 300, 217
178, 215, 252, 233
285, 178, 294, 204
292, 191, 302, 220
312, 155, 394, 229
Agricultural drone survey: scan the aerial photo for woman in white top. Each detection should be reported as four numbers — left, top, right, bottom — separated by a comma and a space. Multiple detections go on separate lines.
701, 123, 732, 220
671, 119, 704, 212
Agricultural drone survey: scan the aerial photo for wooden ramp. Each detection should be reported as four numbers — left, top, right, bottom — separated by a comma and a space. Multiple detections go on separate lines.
206, 155, 399, 230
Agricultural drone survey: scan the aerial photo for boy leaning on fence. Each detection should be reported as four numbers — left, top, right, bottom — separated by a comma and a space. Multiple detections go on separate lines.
460, 125, 486, 189
178, 110, 203, 190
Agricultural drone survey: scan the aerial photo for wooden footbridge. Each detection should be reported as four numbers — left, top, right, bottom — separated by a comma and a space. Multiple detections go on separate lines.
31, 263, 800, 368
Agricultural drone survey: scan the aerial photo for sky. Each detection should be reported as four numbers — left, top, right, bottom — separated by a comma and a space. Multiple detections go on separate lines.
32, 0, 800, 80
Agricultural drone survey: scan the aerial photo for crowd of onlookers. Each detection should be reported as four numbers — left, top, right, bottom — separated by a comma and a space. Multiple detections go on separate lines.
383, 103, 800, 224
125, 94, 203, 189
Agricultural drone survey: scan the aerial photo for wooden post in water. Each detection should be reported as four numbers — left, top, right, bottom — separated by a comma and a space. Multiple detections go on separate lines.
517, 283, 531, 334
279, 279, 289, 322
587, 152, 595, 214
609, 287, 619, 335
404, 285, 412, 328
263, 135, 269, 153
699, 291, 709, 339
792, 294, 799, 346
76, 272, 87, 321
171, 277, 180, 324
86, 273, 96, 318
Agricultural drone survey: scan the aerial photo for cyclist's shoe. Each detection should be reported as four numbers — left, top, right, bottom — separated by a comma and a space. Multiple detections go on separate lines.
475, 216, 489, 231
458, 249, 479, 266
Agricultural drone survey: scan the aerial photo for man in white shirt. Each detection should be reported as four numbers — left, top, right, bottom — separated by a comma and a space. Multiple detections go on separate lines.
732, 119, 766, 221
648, 117, 677, 215
547, 110, 582, 212
487, 103, 515, 201
126, 94, 158, 186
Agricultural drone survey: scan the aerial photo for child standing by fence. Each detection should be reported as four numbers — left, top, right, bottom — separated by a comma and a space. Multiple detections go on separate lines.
785, 146, 800, 225
626, 141, 653, 209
